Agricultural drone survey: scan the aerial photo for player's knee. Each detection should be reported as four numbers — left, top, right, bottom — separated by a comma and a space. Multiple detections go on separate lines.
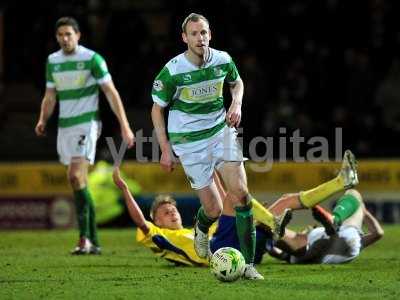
68, 171, 84, 188
229, 185, 248, 201
279, 193, 301, 209
345, 189, 362, 203
207, 203, 222, 219
281, 193, 297, 201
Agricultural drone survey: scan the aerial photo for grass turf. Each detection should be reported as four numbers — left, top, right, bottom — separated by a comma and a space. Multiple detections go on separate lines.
0, 226, 399, 299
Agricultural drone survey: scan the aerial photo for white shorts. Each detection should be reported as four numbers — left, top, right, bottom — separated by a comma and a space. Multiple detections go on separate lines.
173, 127, 244, 189
307, 226, 362, 264
57, 121, 102, 165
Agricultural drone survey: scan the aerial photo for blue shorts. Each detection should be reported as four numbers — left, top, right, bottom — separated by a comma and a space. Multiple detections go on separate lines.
210, 215, 271, 264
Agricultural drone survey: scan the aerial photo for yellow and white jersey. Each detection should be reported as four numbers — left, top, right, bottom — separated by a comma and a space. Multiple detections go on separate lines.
136, 221, 216, 267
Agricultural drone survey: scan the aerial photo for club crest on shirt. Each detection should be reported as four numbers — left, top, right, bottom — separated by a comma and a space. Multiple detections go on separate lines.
213, 67, 223, 77
77, 62, 85, 70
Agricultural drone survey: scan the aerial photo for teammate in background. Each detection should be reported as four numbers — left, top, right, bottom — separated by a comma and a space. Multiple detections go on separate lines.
268, 189, 384, 264
151, 12, 279, 279
35, 17, 135, 255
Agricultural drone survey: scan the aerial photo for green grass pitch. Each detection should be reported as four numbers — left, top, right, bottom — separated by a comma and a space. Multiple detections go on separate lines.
1, 226, 399, 299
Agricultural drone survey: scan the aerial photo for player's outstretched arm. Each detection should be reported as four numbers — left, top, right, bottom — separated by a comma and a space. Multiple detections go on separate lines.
101, 81, 135, 148
35, 88, 57, 137
151, 103, 175, 172
361, 207, 384, 248
112, 167, 149, 234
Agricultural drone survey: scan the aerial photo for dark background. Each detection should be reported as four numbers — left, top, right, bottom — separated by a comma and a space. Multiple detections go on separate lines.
1, 0, 400, 161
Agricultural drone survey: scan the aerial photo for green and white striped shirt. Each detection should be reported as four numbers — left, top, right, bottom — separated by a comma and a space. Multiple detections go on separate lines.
46, 45, 111, 128
152, 48, 240, 146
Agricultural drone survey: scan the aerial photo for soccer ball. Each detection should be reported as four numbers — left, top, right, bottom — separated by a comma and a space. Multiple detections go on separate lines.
210, 247, 246, 282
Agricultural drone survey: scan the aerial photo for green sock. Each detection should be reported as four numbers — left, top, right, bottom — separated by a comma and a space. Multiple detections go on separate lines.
84, 188, 99, 247
235, 203, 256, 264
332, 194, 360, 226
73, 188, 90, 239
196, 207, 217, 233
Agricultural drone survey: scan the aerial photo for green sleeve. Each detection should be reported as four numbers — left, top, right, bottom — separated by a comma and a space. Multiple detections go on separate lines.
151, 66, 176, 107
46, 60, 55, 85
225, 58, 240, 82
91, 53, 110, 80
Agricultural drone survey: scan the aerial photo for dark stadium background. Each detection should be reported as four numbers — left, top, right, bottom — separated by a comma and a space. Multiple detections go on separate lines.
1, 0, 400, 161
0, 3, 399, 298
0, 1, 399, 229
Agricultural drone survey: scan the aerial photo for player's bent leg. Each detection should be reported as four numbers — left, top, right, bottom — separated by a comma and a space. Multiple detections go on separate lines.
197, 183, 223, 219
340, 150, 359, 189
219, 162, 263, 279
312, 205, 338, 236
274, 208, 293, 238
195, 183, 222, 258
218, 161, 248, 201
341, 189, 364, 230
298, 150, 359, 208
220, 162, 288, 242
268, 193, 301, 215
234, 199, 256, 265
251, 197, 292, 240
332, 189, 362, 227
250, 198, 275, 228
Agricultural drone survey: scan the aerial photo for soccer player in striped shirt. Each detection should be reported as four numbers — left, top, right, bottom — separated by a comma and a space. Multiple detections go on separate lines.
267, 190, 384, 264
151, 13, 280, 279
35, 17, 135, 255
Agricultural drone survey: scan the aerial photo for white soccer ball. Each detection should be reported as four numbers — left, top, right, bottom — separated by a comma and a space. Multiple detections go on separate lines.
210, 247, 246, 282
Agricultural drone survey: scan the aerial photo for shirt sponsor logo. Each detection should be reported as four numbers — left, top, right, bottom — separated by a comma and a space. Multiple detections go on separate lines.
53, 72, 88, 89
54, 65, 61, 72
190, 85, 218, 97
181, 82, 223, 102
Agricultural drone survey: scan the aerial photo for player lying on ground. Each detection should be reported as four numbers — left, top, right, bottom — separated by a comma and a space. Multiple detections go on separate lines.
113, 167, 209, 266
111, 150, 357, 267
112, 167, 290, 268
267, 189, 384, 264
210, 150, 359, 263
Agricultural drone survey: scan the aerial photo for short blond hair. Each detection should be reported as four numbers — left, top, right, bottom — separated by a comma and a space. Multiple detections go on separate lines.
181, 13, 210, 33
150, 194, 177, 220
